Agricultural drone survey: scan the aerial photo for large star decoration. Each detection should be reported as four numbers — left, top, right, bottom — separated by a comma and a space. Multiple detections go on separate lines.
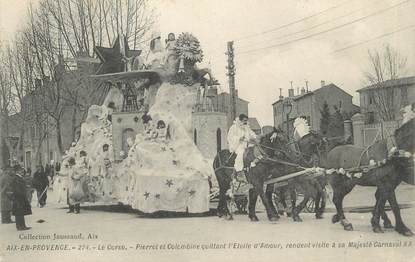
143, 192, 150, 199
94, 35, 141, 75
188, 190, 196, 197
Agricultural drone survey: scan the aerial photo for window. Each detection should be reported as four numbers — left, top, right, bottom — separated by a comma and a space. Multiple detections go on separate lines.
367, 112, 375, 124
216, 128, 222, 152
339, 101, 342, 109
193, 129, 197, 145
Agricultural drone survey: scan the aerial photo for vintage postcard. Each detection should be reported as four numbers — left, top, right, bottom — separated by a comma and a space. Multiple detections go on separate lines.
0, 0, 414, 261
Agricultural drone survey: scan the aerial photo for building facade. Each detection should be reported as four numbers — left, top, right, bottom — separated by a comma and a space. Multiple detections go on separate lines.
352, 76, 415, 149
191, 85, 259, 159
272, 83, 359, 135
4, 57, 102, 171
357, 76, 415, 124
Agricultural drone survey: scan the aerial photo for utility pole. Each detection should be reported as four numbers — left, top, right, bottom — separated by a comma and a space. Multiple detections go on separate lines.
226, 41, 236, 123
0, 111, 3, 169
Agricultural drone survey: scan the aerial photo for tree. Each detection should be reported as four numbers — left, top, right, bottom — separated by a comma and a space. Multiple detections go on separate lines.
364, 44, 407, 121
319, 101, 330, 136
21, 0, 155, 155
0, 0, 155, 167
328, 105, 344, 138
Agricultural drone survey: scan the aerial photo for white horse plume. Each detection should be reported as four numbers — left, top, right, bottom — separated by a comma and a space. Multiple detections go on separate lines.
293, 117, 310, 140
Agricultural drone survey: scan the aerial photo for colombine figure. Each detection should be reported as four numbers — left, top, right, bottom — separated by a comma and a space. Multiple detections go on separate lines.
67, 157, 87, 214
227, 114, 257, 177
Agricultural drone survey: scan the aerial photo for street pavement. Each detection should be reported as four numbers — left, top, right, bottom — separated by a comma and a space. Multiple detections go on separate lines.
0, 184, 414, 262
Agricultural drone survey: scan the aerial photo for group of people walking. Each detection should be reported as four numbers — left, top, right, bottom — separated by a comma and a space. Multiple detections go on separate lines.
0, 163, 55, 231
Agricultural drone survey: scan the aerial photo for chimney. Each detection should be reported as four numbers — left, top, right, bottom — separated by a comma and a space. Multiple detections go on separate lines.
305, 80, 309, 92
288, 81, 294, 97
301, 87, 305, 94
321, 80, 326, 87
279, 88, 283, 100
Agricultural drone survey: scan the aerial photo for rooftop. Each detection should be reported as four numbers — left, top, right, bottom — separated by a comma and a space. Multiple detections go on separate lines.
357, 76, 415, 92
272, 83, 351, 105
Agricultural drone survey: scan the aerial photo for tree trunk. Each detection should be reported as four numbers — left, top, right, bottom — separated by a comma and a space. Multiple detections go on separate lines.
71, 105, 77, 142
56, 120, 64, 155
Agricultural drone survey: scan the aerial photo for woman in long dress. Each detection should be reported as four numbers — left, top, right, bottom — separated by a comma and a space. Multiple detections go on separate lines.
67, 157, 87, 214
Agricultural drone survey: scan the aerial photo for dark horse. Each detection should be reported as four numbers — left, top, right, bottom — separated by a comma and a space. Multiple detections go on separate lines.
213, 130, 327, 222
323, 139, 414, 236
270, 132, 328, 221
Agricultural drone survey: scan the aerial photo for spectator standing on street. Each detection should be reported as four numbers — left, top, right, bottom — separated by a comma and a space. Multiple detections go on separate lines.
10, 165, 32, 231
33, 164, 49, 207
0, 166, 14, 224
22, 169, 34, 205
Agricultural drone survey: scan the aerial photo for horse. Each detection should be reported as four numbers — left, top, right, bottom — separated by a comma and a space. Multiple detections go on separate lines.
269, 131, 328, 221
323, 139, 414, 236
213, 130, 283, 221
213, 130, 327, 222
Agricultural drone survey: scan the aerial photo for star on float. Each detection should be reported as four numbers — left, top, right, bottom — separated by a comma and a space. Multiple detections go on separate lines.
94, 35, 141, 74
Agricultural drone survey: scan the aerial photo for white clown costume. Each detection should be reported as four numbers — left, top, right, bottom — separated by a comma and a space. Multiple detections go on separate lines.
227, 118, 257, 172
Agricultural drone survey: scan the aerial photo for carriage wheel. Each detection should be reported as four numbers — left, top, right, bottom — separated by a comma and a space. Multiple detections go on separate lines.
305, 198, 315, 213
272, 192, 293, 215
296, 191, 315, 213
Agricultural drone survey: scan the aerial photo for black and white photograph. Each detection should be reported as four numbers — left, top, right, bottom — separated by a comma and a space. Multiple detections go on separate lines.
0, 0, 414, 261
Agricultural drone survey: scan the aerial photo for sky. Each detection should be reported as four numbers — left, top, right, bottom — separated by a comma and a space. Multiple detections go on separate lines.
1, 0, 415, 126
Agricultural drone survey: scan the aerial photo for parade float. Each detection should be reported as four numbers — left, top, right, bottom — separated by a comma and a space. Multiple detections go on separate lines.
54, 32, 215, 213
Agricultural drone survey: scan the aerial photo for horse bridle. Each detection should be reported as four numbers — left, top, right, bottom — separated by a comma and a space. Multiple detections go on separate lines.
250, 140, 306, 170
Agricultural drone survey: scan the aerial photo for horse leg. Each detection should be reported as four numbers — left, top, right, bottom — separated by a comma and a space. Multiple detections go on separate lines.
318, 188, 326, 219
371, 189, 387, 233
217, 187, 228, 218
288, 186, 296, 218
388, 190, 413, 236
332, 191, 353, 231
329, 174, 354, 231
251, 179, 278, 222
248, 188, 259, 222
215, 169, 233, 220
292, 182, 311, 222
314, 181, 325, 219
374, 188, 393, 229
265, 184, 279, 219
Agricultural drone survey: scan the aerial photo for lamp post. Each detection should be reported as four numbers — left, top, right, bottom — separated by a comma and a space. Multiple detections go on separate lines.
283, 99, 293, 140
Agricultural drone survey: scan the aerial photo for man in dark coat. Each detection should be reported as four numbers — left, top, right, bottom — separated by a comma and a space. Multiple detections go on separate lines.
33, 164, 49, 207
10, 165, 32, 231
0, 166, 14, 224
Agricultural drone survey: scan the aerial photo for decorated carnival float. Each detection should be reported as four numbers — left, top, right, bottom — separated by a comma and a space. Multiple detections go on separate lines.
54, 32, 215, 213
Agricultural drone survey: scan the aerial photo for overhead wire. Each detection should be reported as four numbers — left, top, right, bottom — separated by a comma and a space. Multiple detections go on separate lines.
236, 0, 413, 56
233, 0, 352, 42
332, 24, 415, 53
236, 0, 384, 50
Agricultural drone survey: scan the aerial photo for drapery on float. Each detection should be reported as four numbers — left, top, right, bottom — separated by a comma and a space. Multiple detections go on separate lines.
54, 32, 215, 213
